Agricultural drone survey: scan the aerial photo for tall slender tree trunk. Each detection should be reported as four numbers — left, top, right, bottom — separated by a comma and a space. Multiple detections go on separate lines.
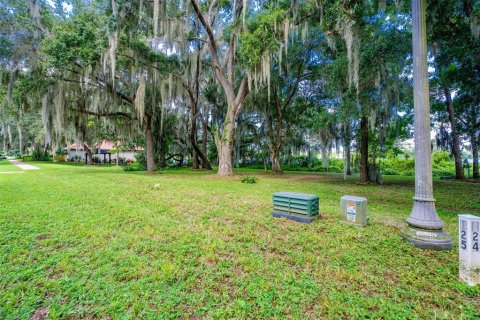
345, 143, 352, 175
144, 116, 157, 173
472, 131, 479, 179
7, 125, 12, 151
345, 122, 352, 175
359, 116, 369, 184
267, 110, 283, 174
2, 126, 6, 152
234, 117, 241, 168
189, 106, 212, 170
444, 86, 464, 179
159, 137, 167, 168
202, 104, 209, 165
17, 126, 23, 154
191, 110, 200, 169
186, 87, 212, 170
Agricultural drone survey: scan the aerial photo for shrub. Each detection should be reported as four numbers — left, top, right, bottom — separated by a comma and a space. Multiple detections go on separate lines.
432, 150, 451, 165
7, 150, 22, 158
31, 149, 50, 161
53, 154, 66, 162
241, 175, 258, 184
381, 150, 455, 177
55, 148, 66, 156
123, 163, 142, 171
432, 150, 455, 176
382, 168, 399, 176
135, 151, 147, 170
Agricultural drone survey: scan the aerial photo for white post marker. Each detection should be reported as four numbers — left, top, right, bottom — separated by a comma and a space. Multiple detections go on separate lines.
459, 214, 480, 286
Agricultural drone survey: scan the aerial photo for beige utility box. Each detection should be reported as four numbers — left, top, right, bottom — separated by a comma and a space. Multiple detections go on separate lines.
340, 195, 368, 227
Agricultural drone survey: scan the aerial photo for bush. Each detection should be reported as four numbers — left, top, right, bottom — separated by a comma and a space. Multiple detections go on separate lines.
6, 150, 22, 158
53, 154, 66, 162
123, 163, 142, 171
381, 150, 455, 177
55, 148, 66, 156
31, 149, 50, 161
241, 175, 258, 184
382, 168, 399, 176
134, 151, 147, 170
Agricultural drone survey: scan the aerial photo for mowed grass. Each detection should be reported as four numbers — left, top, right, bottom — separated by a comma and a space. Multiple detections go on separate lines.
0, 161, 479, 319
0, 159, 22, 173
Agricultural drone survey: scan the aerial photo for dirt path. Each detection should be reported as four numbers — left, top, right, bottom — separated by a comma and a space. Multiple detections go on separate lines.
8, 160, 40, 171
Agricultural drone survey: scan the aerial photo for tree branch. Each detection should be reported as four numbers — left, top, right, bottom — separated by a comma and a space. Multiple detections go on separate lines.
70, 108, 134, 119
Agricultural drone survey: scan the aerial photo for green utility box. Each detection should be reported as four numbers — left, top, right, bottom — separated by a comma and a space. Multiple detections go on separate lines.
340, 195, 368, 227
272, 192, 319, 223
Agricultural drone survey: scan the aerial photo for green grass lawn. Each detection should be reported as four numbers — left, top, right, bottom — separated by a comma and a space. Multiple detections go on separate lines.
0, 159, 22, 172
1, 162, 479, 319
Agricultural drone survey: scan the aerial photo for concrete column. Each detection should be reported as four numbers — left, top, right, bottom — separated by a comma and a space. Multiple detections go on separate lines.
401, 0, 452, 250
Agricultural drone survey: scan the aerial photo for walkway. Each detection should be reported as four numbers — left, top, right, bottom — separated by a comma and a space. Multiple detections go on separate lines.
8, 160, 40, 170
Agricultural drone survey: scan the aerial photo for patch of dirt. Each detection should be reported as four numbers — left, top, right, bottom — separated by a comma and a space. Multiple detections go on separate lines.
377, 218, 405, 229
30, 307, 48, 320
36, 234, 51, 241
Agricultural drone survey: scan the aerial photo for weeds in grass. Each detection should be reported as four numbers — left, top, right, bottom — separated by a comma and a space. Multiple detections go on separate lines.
0, 161, 479, 318
240, 175, 258, 184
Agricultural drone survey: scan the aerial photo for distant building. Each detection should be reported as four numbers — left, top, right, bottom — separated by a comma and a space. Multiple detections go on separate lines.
66, 140, 144, 163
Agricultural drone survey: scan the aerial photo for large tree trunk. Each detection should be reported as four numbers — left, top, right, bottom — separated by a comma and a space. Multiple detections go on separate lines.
145, 117, 157, 173
190, 1, 249, 176
359, 116, 369, 184
444, 86, 464, 179
192, 150, 199, 169
472, 131, 479, 179
270, 145, 282, 174
84, 143, 93, 165
321, 147, 328, 168
215, 116, 235, 176
217, 141, 233, 175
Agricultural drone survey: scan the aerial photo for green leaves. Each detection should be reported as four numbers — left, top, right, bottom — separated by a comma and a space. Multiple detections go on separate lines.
127, 36, 179, 72
239, 9, 285, 70
42, 12, 105, 68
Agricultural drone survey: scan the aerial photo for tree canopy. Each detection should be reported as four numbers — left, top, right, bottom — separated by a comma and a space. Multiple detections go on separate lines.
1, 0, 479, 179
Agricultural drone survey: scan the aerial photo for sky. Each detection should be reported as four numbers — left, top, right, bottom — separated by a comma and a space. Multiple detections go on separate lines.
46, 0, 73, 14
